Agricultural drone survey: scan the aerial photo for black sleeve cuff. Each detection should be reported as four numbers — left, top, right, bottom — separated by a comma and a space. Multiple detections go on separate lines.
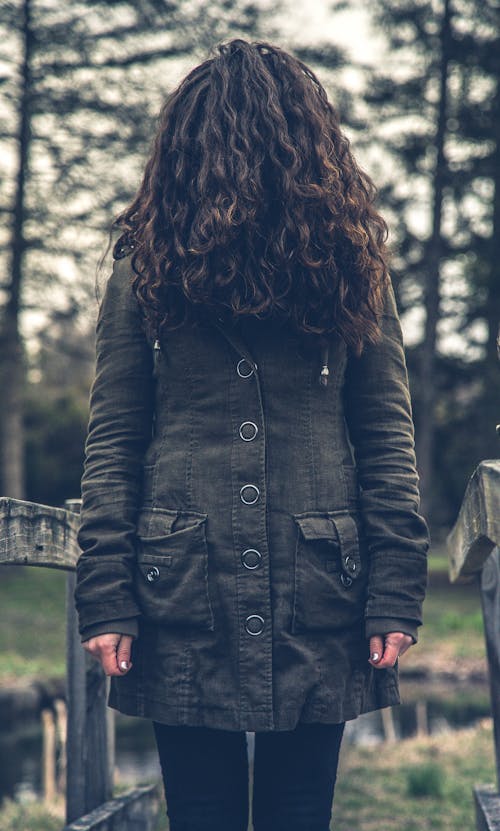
80, 616, 140, 643
365, 616, 420, 644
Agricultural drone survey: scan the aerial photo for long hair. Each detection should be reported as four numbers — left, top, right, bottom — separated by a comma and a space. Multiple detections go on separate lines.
113, 39, 390, 355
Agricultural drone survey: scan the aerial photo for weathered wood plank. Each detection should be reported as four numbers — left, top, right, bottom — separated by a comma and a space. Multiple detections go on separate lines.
62, 783, 160, 831
447, 461, 500, 583
475, 786, 500, 831
480, 549, 500, 793
0, 496, 80, 569
66, 570, 112, 822
65, 500, 112, 824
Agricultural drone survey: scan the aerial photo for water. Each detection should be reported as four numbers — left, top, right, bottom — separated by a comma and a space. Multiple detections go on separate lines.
0, 712, 163, 807
0, 684, 491, 808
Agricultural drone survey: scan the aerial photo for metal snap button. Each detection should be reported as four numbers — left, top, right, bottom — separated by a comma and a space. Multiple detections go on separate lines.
340, 573, 353, 588
240, 484, 260, 504
344, 555, 357, 574
237, 358, 256, 378
241, 548, 262, 569
146, 566, 160, 582
239, 421, 258, 441
245, 614, 265, 635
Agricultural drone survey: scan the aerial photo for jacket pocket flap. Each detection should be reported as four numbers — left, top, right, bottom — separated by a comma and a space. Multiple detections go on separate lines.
137, 508, 178, 538
294, 512, 362, 579
294, 515, 339, 542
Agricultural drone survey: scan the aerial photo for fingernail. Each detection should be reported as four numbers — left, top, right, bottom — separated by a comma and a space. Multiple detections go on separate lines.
371, 652, 380, 662
119, 661, 129, 671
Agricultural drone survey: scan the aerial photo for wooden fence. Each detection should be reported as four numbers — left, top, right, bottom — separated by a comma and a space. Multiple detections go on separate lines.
447, 459, 500, 831
0, 496, 160, 831
2, 458, 500, 829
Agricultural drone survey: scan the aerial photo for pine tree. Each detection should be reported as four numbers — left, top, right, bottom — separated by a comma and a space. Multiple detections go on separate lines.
365, 0, 500, 526
362, 0, 454, 523
0, 0, 273, 499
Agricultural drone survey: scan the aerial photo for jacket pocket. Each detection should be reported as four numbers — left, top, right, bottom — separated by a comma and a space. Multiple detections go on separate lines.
134, 507, 214, 631
290, 511, 368, 633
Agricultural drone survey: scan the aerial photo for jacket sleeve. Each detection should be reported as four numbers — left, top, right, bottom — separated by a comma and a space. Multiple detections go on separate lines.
343, 277, 430, 637
74, 254, 155, 635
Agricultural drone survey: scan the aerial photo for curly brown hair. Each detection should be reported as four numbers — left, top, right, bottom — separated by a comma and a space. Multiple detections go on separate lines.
113, 39, 390, 355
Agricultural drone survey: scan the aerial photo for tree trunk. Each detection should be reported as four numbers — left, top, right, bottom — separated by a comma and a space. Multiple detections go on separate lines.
483, 40, 500, 442
0, 322, 24, 499
417, 0, 452, 522
1, 0, 32, 499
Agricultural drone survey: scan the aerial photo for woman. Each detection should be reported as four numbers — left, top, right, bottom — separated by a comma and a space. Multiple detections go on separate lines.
75, 39, 429, 831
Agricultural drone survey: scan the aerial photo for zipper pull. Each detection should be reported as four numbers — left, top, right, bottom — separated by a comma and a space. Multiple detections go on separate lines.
153, 338, 161, 378
319, 364, 329, 386
319, 342, 330, 387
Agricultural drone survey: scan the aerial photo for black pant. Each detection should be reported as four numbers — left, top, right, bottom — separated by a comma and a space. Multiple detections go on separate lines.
152, 720, 345, 831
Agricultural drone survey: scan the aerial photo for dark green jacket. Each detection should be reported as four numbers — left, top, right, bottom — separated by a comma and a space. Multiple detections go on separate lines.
74, 253, 429, 731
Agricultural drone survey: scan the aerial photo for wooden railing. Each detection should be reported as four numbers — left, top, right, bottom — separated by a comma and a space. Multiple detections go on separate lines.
0, 496, 160, 830
447, 459, 500, 831
4, 459, 499, 828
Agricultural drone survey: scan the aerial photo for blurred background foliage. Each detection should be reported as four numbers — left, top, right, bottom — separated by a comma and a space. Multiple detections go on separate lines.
0, 0, 499, 539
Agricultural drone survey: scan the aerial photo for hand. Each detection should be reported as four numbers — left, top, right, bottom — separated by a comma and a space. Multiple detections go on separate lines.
83, 633, 134, 676
368, 631, 413, 669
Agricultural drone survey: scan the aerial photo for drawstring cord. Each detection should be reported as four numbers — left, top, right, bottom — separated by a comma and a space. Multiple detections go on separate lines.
319, 342, 330, 387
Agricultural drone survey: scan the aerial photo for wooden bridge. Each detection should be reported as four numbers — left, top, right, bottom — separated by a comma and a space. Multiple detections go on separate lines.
0, 457, 499, 829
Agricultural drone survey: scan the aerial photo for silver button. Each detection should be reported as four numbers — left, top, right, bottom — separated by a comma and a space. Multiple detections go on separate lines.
146, 566, 160, 582
340, 573, 353, 588
245, 614, 265, 635
241, 548, 262, 569
344, 555, 356, 574
237, 358, 256, 378
240, 484, 260, 504
239, 421, 258, 441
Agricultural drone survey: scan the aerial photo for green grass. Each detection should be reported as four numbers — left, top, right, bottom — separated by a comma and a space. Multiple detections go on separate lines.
0, 797, 63, 831
332, 718, 496, 830
406, 762, 446, 798
426, 538, 461, 573
429, 556, 450, 573
0, 566, 66, 683
432, 608, 483, 636
409, 570, 486, 667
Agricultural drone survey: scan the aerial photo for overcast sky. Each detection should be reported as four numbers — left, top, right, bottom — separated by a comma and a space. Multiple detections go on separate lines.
279, 0, 385, 63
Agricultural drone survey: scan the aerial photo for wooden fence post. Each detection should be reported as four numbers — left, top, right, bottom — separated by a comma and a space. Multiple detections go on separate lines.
480, 549, 500, 792
0, 495, 160, 830
65, 499, 113, 824
447, 459, 500, 830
